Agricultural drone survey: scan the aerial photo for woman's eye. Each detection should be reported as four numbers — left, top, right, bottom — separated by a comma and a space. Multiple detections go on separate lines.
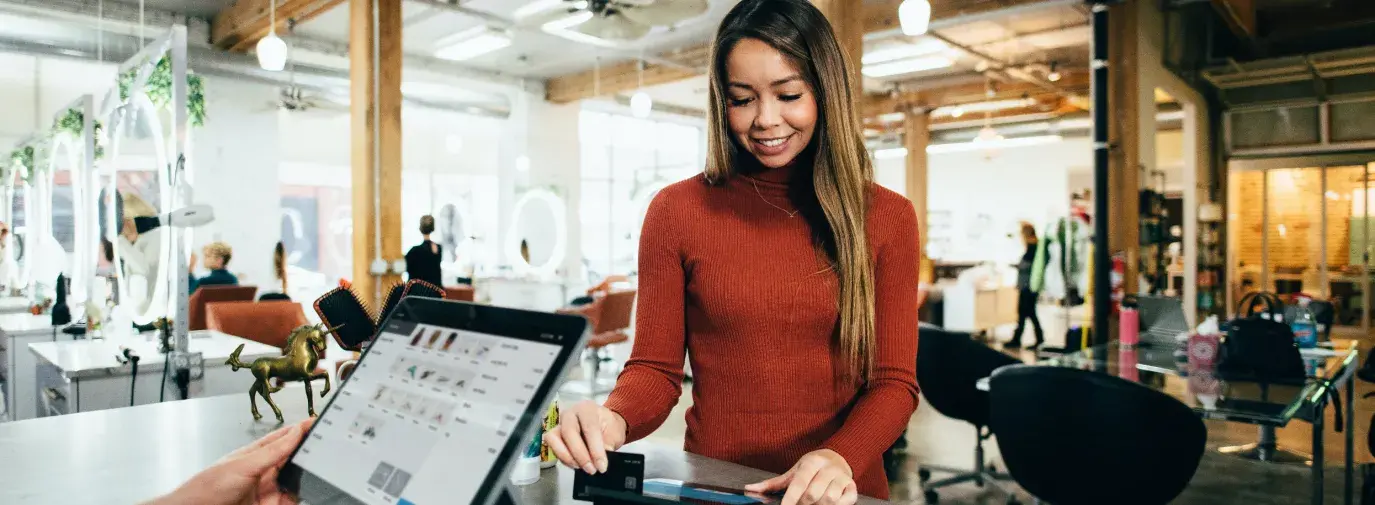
728, 97, 754, 107
779, 94, 803, 102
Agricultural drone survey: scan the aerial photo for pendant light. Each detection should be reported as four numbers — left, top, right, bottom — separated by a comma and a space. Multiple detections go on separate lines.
257, 0, 288, 71
899, 0, 932, 36
630, 59, 653, 118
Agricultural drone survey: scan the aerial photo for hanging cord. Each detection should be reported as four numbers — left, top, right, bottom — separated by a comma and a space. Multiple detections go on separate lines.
97, 0, 103, 62
139, 0, 145, 46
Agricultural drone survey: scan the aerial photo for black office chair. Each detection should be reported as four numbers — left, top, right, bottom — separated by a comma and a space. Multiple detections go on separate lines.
988, 366, 1206, 505
915, 324, 1021, 504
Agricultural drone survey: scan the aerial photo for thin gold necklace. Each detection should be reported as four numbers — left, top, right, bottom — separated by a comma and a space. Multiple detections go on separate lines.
750, 177, 799, 218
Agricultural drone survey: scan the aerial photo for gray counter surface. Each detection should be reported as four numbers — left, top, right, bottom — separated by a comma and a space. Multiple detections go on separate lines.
0, 392, 889, 505
29, 329, 280, 379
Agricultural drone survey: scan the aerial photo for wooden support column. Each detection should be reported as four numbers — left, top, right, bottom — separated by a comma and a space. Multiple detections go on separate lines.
350, 0, 403, 305
1107, 1, 1141, 297
811, 0, 864, 98
904, 110, 932, 283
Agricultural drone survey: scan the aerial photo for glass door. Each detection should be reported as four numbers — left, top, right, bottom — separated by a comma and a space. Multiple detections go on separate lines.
1326, 165, 1372, 336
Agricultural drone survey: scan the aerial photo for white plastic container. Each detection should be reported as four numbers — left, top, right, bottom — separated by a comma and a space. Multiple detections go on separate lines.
508, 456, 541, 486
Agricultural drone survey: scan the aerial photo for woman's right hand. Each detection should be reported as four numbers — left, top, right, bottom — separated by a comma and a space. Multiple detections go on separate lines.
543, 400, 627, 474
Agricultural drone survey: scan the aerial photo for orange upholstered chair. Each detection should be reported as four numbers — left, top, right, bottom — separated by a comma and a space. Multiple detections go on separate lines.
189, 286, 258, 330
558, 287, 637, 396
206, 301, 310, 350
444, 286, 476, 302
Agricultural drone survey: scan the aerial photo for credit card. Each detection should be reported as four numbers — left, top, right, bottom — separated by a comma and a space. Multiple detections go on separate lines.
573, 451, 645, 501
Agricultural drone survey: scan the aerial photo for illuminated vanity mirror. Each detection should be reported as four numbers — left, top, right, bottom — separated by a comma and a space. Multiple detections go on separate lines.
5, 162, 31, 292
103, 95, 175, 324
507, 189, 567, 277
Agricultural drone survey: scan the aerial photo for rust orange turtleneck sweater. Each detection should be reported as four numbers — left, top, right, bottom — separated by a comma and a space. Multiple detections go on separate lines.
603, 168, 921, 499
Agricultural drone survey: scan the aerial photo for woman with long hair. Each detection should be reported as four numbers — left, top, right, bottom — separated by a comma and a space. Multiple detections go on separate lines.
1008, 222, 1044, 348
545, 2, 920, 504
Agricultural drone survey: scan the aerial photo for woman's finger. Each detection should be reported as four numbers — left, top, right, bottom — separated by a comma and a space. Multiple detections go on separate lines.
781, 464, 821, 505
559, 412, 596, 474
233, 423, 306, 474
224, 423, 298, 461
822, 478, 847, 505
582, 414, 608, 473
801, 471, 834, 505
543, 431, 578, 469
744, 470, 793, 493
839, 482, 858, 505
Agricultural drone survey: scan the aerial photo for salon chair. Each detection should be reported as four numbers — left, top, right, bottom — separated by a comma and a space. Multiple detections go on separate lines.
989, 366, 1206, 505
188, 286, 257, 331
206, 300, 327, 383
444, 286, 476, 302
558, 287, 636, 397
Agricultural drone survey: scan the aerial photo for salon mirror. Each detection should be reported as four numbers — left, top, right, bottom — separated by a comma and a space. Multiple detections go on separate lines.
48, 134, 80, 299
436, 203, 466, 266
6, 165, 30, 291
103, 95, 173, 324
507, 189, 567, 277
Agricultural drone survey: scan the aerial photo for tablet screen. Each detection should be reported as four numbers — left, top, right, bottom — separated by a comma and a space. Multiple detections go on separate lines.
285, 317, 565, 505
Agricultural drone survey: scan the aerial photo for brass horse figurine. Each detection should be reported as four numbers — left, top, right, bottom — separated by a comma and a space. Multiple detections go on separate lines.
226, 323, 340, 423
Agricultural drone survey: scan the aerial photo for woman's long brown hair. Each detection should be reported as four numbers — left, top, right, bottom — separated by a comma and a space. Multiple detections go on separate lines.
704, 0, 876, 381
273, 241, 288, 292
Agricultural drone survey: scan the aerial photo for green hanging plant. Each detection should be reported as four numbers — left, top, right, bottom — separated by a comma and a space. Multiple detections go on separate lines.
117, 54, 206, 127
11, 146, 35, 186
52, 109, 105, 160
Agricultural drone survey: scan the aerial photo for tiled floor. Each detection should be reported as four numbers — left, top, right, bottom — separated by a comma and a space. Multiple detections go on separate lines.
561, 309, 1375, 505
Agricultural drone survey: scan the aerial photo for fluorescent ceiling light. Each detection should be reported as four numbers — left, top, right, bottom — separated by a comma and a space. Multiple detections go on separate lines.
863, 39, 947, 65
434, 26, 512, 61
931, 98, 1037, 117
862, 56, 953, 78
927, 134, 1064, 153
870, 135, 1064, 158
514, 0, 586, 19
543, 10, 593, 31
877, 112, 906, 123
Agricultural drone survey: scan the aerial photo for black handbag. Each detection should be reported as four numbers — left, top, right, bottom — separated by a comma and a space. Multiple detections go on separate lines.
1218, 292, 1306, 383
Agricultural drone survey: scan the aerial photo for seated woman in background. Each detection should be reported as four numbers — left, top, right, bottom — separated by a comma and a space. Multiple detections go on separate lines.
189, 241, 239, 294
259, 242, 291, 301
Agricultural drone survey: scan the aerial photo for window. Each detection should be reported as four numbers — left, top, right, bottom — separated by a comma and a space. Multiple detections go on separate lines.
579, 110, 703, 282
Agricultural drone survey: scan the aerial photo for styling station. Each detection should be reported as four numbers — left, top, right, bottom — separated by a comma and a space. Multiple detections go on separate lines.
0, 29, 266, 422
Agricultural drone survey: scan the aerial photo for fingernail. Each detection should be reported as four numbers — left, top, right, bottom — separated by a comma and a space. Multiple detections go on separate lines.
596, 459, 608, 473
583, 463, 597, 474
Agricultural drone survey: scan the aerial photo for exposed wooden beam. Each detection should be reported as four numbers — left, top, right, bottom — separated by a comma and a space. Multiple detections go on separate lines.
1210, 0, 1256, 40
545, 45, 711, 104
349, 0, 403, 305
212, 0, 342, 53
862, 69, 1090, 118
545, 0, 1066, 104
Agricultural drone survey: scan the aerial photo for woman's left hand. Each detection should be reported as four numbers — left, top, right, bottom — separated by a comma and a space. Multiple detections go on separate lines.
744, 449, 858, 505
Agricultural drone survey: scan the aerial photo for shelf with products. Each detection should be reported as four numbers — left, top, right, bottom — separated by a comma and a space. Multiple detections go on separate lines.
1197, 202, 1227, 318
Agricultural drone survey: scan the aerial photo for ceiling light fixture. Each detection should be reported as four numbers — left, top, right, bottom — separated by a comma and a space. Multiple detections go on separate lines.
899, 0, 932, 36
871, 134, 1064, 158
630, 59, 652, 118
931, 98, 1038, 117
256, 0, 288, 71
862, 39, 947, 65
434, 25, 512, 61
862, 55, 953, 78
1047, 61, 1062, 82
514, 0, 585, 19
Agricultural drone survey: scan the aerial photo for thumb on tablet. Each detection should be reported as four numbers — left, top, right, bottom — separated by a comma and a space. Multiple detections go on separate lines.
236, 423, 305, 474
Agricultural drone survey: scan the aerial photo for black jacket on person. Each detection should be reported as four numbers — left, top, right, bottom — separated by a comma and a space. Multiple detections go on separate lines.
405, 240, 443, 287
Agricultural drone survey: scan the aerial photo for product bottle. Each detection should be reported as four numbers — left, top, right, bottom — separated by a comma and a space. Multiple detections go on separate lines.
1290, 299, 1319, 349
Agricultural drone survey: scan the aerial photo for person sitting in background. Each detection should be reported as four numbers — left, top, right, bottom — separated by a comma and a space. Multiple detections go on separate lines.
259, 242, 291, 301
189, 241, 239, 294
405, 215, 442, 287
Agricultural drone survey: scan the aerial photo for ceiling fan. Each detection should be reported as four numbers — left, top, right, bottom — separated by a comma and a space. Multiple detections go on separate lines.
516, 0, 710, 42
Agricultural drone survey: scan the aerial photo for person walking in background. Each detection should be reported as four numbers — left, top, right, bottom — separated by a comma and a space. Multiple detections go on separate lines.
405, 215, 443, 287
1007, 222, 1044, 349
189, 241, 239, 294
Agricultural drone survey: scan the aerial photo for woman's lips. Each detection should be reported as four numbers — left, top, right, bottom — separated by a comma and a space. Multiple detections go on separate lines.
751, 134, 793, 156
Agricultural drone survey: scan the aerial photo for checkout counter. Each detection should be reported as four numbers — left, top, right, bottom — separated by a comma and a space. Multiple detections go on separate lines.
0, 392, 893, 505
0, 313, 80, 421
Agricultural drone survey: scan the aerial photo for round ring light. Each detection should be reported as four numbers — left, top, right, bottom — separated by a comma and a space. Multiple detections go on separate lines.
7, 165, 32, 290
506, 189, 567, 277
105, 94, 174, 324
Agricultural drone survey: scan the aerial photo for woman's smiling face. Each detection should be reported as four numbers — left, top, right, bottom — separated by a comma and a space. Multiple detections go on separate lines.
724, 38, 818, 169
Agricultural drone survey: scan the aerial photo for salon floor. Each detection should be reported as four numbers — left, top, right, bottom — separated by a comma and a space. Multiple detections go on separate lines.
563, 302, 1375, 505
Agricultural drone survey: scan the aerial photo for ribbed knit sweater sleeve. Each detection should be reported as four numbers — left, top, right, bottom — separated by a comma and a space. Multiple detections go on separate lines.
821, 197, 922, 477
602, 193, 686, 441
